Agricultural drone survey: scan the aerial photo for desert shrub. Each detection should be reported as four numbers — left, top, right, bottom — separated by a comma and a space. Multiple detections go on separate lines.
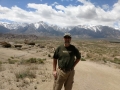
28, 65, 38, 70
48, 54, 51, 57
38, 59, 44, 64
34, 86, 37, 89
111, 58, 120, 64
8, 59, 18, 64
0, 62, 5, 71
102, 57, 107, 63
20, 58, 46, 64
15, 70, 36, 79
0, 61, 2, 64
86, 53, 93, 58
27, 58, 45, 64
40, 46, 45, 48
27, 58, 38, 63
81, 58, 86, 61
10, 56, 14, 59
112, 52, 120, 57
0, 63, 2, 71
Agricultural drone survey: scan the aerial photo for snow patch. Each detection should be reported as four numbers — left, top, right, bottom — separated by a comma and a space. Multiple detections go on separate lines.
34, 23, 40, 29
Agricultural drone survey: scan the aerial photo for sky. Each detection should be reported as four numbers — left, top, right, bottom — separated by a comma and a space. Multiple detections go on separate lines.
0, 0, 120, 29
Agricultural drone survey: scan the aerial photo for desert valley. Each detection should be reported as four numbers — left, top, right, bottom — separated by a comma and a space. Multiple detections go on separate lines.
0, 35, 120, 90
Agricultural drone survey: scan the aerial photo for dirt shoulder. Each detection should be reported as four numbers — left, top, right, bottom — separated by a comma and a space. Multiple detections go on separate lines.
73, 61, 120, 90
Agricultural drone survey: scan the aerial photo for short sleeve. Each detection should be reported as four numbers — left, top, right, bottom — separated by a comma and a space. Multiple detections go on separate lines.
74, 47, 81, 60
53, 47, 59, 59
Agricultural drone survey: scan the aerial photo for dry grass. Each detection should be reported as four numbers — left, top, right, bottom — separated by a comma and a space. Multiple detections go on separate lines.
0, 62, 3, 71
76, 40, 120, 65
8, 59, 18, 64
0, 61, 5, 71
15, 69, 36, 79
20, 58, 46, 64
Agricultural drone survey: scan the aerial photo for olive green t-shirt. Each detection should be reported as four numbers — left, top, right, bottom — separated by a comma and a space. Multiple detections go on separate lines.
53, 44, 81, 69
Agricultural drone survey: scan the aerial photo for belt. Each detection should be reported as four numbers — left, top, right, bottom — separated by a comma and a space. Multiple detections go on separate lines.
59, 67, 73, 72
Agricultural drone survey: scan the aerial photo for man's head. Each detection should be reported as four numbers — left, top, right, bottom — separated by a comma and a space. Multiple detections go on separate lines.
63, 33, 71, 46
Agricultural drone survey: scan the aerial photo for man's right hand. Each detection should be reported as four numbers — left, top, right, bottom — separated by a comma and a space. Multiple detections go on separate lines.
53, 71, 57, 80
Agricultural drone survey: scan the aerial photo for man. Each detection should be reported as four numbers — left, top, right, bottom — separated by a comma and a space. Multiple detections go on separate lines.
53, 33, 81, 90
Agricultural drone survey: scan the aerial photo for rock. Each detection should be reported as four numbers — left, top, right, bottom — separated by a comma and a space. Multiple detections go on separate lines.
23, 78, 30, 84
0, 41, 11, 48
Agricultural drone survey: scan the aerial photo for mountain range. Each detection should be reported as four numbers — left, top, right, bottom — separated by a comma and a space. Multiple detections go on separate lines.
0, 21, 120, 39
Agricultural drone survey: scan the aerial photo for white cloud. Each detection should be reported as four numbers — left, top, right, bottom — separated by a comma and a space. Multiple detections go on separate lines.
51, 2, 59, 6
77, 0, 93, 5
55, 5, 65, 10
102, 4, 109, 10
0, 0, 120, 28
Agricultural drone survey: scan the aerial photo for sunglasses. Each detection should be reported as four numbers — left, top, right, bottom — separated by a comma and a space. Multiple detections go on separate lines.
64, 36, 71, 39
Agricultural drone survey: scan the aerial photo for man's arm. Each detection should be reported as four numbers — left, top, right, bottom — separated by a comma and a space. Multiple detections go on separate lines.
53, 59, 57, 79
73, 59, 80, 68
53, 59, 57, 71
73, 46, 81, 68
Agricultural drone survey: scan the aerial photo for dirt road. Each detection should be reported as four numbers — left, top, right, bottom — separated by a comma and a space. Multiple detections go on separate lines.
44, 61, 120, 90
72, 61, 120, 90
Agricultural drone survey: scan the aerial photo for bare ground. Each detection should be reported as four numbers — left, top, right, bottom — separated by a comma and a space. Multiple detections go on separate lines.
0, 45, 120, 90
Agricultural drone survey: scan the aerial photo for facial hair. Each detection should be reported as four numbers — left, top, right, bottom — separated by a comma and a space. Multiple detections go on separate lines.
65, 41, 70, 44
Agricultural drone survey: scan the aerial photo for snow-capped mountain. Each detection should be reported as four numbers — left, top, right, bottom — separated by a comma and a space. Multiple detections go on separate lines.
34, 21, 50, 29
0, 22, 28, 30
77, 25, 103, 32
0, 21, 120, 38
